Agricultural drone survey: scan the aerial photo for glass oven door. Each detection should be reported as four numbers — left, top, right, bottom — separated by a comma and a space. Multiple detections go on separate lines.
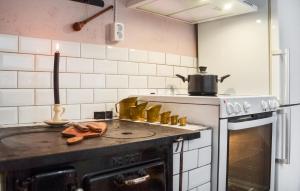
226, 113, 276, 191
83, 161, 166, 191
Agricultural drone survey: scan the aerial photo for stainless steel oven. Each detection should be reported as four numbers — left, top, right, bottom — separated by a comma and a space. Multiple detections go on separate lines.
218, 112, 277, 191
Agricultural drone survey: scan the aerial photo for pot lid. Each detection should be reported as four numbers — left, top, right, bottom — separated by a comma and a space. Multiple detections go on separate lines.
192, 66, 216, 76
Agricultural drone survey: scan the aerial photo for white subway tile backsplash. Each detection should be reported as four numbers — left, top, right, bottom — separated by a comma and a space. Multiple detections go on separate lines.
173, 172, 188, 191
129, 49, 148, 62
35, 89, 66, 105
194, 58, 198, 68
166, 77, 181, 89
0, 89, 34, 106
67, 89, 93, 104
19, 36, 51, 54
139, 63, 156, 76
18, 72, 51, 88
157, 65, 173, 77
35, 55, 66, 72
183, 150, 198, 171
0, 107, 18, 125
198, 147, 212, 167
129, 76, 147, 88
106, 75, 128, 88
0, 71, 17, 88
187, 67, 197, 75
67, 57, 93, 73
107, 46, 128, 61
188, 165, 211, 189
0, 53, 34, 71
0, 34, 18, 52
148, 51, 165, 64
105, 103, 117, 115
197, 182, 210, 191
59, 73, 80, 88
157, 88, 173, 95
60, 105, 80, 120
52, 40, 80, 57
19, 106, 51, 124
118, 89, 138, 101
118, 61, 138, 75
148, 76, 165, 88
94, 89, 118, 103
81, 74, 105, 88
81, 43, 106, 59
181, 56, 194, 67
166, 53, 180, 66
174, 66, 188, 77
189, 130, 212, 150
81, 103, 106, 119
94, 60, 118, 74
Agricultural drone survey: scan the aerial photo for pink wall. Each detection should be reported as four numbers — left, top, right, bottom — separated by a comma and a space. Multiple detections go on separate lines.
0, 0, 196, 56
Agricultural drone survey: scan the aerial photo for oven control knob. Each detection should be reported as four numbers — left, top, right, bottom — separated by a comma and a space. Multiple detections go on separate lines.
234, 102, 242, 114
261, 100, 269, 111
243, 102, 251, 112
226, 103, 234, 115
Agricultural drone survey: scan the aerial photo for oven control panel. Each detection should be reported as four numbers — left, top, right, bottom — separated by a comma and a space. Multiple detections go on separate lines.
221, 96, 279, 118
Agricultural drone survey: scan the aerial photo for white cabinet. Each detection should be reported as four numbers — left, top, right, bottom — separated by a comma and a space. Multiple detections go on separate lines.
173, 129, 212, 191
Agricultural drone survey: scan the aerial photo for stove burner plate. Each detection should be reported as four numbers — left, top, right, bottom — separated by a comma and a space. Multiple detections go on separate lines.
0, 130, 63, 149
103, 129, 155, 139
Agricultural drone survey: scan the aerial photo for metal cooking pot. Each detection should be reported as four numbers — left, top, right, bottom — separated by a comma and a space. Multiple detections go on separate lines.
176, 66, 230, 96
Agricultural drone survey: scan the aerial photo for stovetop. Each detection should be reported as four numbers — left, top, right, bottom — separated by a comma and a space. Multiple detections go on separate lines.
0, 120, 200, 172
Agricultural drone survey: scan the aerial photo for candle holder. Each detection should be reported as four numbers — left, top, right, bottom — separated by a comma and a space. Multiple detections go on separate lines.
44, 104, 69, 126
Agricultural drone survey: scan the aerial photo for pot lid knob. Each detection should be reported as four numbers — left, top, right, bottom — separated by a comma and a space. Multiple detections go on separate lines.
199, 66, 207, 73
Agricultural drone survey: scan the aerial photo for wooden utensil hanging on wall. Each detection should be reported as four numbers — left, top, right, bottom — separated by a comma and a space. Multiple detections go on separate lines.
73, 5, 113, 31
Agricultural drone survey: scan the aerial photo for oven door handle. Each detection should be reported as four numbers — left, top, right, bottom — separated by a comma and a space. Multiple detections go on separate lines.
124, 174, 150, 185
228, 116, 276, 131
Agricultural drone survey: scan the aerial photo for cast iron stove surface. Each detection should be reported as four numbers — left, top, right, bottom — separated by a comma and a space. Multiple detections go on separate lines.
0, 120, 200, 172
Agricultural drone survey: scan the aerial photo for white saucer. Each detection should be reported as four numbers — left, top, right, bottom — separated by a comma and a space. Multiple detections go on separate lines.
44, 119, 70, 126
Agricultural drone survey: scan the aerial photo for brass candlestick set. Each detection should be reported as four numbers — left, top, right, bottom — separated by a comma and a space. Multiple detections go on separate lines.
115, 97, 187, 126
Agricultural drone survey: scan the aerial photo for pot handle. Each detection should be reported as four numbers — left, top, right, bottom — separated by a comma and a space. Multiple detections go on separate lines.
219, 74, 231, 83
176, 74, 188, 82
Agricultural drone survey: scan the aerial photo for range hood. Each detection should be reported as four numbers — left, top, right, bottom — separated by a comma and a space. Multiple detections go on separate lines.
126, 0, 257, 24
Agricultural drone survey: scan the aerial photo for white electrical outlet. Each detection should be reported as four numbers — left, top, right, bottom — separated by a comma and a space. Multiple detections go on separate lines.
110, 22, 125, 42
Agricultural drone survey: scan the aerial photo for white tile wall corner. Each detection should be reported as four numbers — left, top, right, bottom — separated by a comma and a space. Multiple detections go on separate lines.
0, 53, 34, 71
67, 89, 93, 104
81, 74, 105, 88
118, 61, 139, 75
35, 89, 66, 105
19, 36, 51, 55
181, 56, 194, 67
0, 71, 17, 88
67, 57, 93, 73
166, 53, 180, 66
52, 40, 80, 57
36, 55, 66, 72
148, 76, 165, 88
129, 76, 148, 88
139, 63, 156, 76
0, 89, 34, 106
157, 65, 174, 77
0, 34, 197, 125
94, 89, 118, 103
0, 34, 18, 52
148, 51, 165, 64
19, 106, 51, 124
59, 73, 81, 88
18, 72, 51, 88
94, 60, 118, 74
106, 75, 128, 88
107, 46, 128, 61
81, 43, 106, 59
129, 49, 148, 62
188, 165, 211, 189
0, 107, 18, 125
81, 103, 106, 119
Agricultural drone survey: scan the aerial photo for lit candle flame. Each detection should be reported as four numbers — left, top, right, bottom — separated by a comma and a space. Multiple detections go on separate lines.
55, 43, 60, 51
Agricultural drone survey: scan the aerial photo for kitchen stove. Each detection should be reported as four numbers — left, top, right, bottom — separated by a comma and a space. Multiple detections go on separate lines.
139, 94, 278, 191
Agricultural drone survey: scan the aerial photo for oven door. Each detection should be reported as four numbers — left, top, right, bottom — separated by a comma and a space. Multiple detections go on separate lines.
83, 161, 166, 191
218, 112, 276, 191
